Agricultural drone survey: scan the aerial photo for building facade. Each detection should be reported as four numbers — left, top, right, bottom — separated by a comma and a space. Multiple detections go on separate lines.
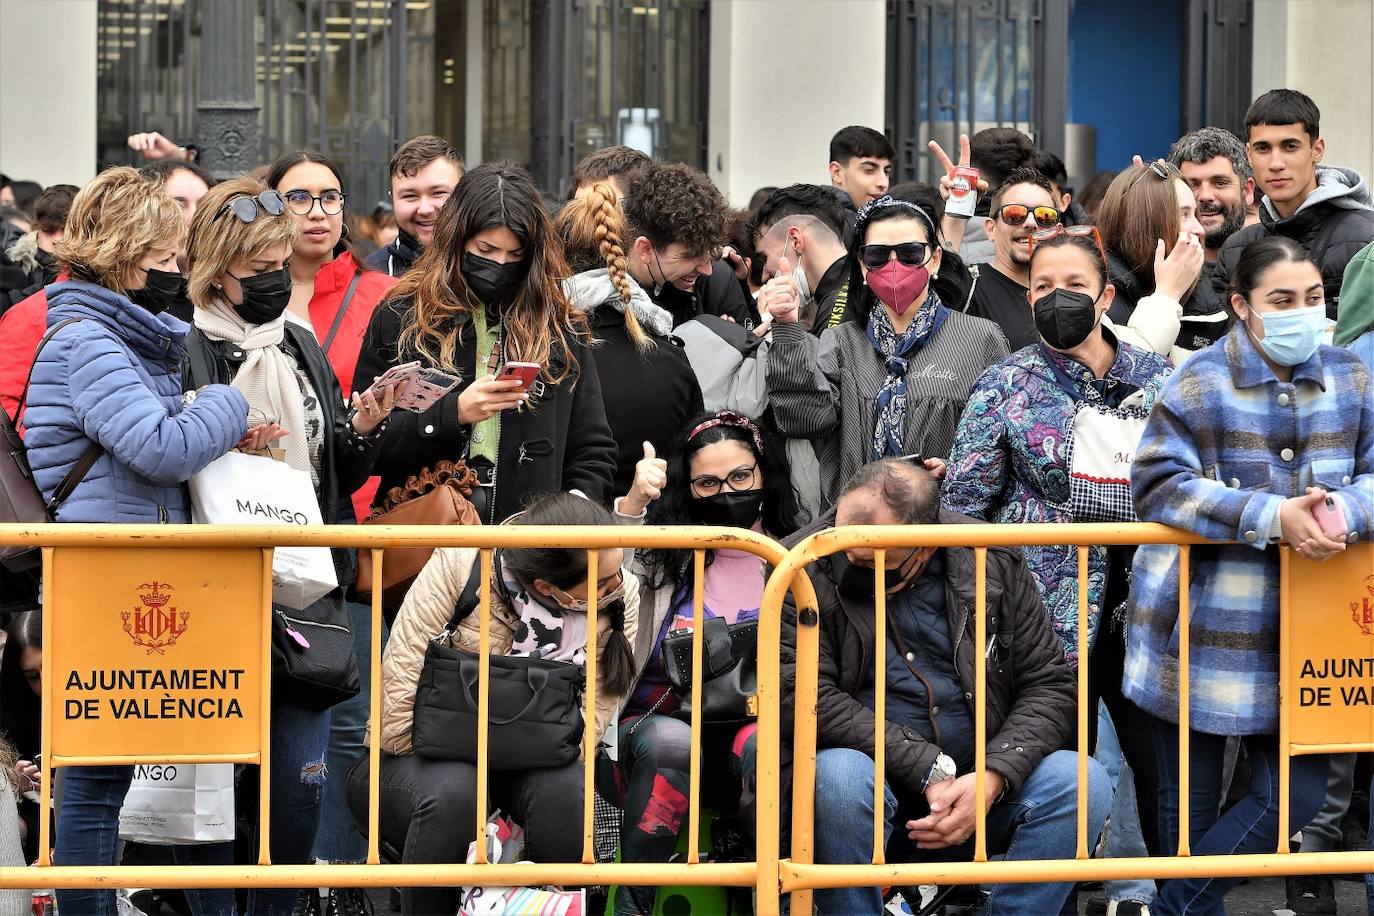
1, 0, 1371, 207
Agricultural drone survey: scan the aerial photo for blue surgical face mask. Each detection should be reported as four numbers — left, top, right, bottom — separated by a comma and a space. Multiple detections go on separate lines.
1249, 304, 1327, 367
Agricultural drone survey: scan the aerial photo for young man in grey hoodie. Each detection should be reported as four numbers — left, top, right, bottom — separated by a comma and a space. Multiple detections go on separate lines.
1214, 89, 1374, 319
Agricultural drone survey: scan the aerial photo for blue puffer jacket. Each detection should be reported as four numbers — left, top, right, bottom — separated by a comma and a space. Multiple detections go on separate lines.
23, 281, 248, 524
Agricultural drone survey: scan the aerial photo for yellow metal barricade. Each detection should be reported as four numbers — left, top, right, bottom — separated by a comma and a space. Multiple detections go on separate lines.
763, 522, 1374, 915
0, 521, 815, 916
8, 519, 1373, 910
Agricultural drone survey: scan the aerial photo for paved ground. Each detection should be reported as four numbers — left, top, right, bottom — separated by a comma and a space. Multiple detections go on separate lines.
364, 875, 1372, 914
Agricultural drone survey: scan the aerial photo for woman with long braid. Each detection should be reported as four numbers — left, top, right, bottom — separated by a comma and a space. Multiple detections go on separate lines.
556, 181, 703, 497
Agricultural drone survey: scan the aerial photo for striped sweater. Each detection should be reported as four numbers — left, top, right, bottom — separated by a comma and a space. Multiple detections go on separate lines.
1122, 324, 1374, 735
766, 311, 1009, 501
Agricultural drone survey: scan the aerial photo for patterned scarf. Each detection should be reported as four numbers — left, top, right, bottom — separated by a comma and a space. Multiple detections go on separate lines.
499, 554, 588, 666
865, 291, 949, 460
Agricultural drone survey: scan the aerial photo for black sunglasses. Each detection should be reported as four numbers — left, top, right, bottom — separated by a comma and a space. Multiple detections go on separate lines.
860, 241, 931, 270
218, 190, 286, 224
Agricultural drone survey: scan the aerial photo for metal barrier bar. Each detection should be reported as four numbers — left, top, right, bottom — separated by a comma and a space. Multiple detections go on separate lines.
1177, 544, 1191, 858
366, 546, 384, 867
257, 547, 274, 866
687, 549, 705, 865
973, 547, 987, 863
872, 549, 887, 866
583, 547, 601, 865
1278, 545, 1291, 855
1075, 546, 1090, 859
37, 546, 52, 868
474, 548, 493, 865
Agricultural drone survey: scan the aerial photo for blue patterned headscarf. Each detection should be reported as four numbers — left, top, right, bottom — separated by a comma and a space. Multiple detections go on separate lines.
866, 290, 948, 460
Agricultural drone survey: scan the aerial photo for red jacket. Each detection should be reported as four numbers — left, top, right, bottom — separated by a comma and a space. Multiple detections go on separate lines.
305, 251, 396, 520
308, 251, 396, 396
0, 287, 48, 421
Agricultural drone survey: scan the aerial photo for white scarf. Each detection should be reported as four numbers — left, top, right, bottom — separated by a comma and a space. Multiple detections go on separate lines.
193, 299, 312, 476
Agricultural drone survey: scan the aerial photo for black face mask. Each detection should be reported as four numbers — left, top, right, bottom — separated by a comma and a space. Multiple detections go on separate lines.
835, 550, 919, 601
232, 267, 292, 324
462, 251, 527, 306
129, 267, 187, 316
1033, 288, 1101, 351
690, 490, 765, 529
36, 248, 58, 286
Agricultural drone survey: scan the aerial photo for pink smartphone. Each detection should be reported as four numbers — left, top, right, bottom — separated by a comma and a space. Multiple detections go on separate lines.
1311, 493, 1348, 539
497, 361, 541, 390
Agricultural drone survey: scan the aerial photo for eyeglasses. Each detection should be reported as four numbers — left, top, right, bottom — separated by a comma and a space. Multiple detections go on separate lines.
283, 189, 346, 216
1027, 224, 1108, 265
1146, 159, 1170, 180
859, 242, 931, 270
690, 464, 758, 498
996, 203, 1062, 229
218, 190, 286, 224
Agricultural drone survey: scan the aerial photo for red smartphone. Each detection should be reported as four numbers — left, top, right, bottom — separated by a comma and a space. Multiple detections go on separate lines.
1311, 492, 1348, 539
497, 361, 541, 390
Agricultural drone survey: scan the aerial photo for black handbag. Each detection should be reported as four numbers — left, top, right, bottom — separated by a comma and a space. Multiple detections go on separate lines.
661, 616, 758, 723
270, 557, 360, 709
411, 563, 585, 769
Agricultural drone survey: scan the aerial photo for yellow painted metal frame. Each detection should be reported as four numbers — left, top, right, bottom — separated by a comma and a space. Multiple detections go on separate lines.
763, 522, 1374, 911
12, 519, 1374, 910
8, 522, 815, 916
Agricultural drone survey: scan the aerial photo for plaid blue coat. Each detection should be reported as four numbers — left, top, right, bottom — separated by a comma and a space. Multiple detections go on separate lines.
1122, 325, 1374, 735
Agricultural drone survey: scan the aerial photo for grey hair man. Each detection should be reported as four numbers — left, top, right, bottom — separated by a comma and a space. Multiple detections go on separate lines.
1167, 127, 1256, 262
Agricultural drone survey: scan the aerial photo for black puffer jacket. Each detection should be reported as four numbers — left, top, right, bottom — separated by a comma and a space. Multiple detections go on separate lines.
1107, 252, 1230, 354
780, 508, 1076, 800
1214, 165, 1374, 319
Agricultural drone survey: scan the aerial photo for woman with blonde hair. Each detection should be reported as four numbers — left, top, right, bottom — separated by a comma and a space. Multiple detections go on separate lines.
556, 180, 702, 495
175, 176, 397, 915
22, 167, 249, 916
354, 160, 616, 526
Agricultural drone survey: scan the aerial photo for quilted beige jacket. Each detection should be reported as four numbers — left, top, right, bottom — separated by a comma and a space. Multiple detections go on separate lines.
375, 545, 640, 757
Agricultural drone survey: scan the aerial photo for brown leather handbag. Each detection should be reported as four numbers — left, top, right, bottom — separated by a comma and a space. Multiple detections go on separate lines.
355, 460, 482, 614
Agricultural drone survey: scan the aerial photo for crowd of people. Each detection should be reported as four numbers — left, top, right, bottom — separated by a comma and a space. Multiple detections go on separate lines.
0, 84, 1370, 916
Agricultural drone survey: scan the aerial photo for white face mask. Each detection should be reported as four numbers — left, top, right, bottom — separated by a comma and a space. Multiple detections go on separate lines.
790, 240, 813, 307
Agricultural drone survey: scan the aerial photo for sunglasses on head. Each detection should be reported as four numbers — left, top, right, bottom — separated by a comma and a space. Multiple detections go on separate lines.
218, 190, 286, 224
996, 203, 1062, 229
1146, 160, 1170, 180
860, 241, 931, 270
1027, 224, 1108, 264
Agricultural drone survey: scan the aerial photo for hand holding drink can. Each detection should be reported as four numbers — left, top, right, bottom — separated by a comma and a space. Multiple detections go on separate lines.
945, 165, 981, 219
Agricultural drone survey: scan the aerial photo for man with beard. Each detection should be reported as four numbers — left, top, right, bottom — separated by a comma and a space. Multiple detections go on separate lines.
965, 168, 1061, 350
1159, 128, 1254, 352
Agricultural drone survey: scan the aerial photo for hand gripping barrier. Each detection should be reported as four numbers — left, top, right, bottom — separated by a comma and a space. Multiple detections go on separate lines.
2, 520, 1372, 912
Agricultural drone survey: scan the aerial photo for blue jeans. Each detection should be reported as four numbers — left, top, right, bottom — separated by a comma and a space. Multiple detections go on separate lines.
1095, 701, 1156, 906
312, 598, 384, 863
55, 700, 329, 916
1150, 717, 1328, 915
812, 748, 1111, 915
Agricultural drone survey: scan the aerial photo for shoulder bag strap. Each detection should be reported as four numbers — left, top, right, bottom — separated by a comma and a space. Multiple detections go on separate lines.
14, 317, 105, 514
321, 270, 363, 357
439, 554, 486, 638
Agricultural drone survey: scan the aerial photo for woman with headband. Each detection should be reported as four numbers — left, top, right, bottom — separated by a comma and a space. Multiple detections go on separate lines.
764, 196, 1009, 502
604, 409, 804, 916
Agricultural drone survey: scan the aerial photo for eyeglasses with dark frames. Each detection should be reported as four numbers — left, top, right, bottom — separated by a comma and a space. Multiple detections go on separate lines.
283, 189, 346, 216
690, 464, 758, 498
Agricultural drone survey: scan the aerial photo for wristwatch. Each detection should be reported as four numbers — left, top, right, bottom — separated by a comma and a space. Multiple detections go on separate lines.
923, 753, 956, 790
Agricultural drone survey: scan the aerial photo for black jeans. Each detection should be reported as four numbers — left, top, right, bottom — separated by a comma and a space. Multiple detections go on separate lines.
344, 751, 584, 916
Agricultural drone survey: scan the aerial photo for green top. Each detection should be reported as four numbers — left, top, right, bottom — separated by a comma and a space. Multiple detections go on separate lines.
1335, 240, 1374, 348
468, 305, 501, 466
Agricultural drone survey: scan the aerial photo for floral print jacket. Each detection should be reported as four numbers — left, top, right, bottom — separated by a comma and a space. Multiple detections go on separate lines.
941, 334, 1172, 664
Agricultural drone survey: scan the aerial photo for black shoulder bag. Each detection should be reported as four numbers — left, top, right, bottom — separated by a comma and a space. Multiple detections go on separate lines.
411, 560, 585, 769
661, 616, 758, 723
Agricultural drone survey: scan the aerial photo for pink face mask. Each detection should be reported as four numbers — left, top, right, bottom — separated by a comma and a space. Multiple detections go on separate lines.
865, 259, 929, 316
